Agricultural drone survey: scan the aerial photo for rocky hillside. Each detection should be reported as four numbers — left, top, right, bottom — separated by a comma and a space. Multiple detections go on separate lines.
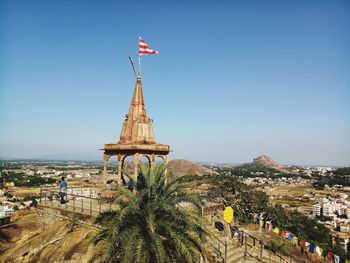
167, 159, 215, 176
242, 155, 290, 173
0, 210, 99, 263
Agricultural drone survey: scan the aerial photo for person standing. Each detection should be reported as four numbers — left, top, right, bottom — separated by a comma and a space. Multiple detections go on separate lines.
59, 177, 67, 204
127, 178, 135, 192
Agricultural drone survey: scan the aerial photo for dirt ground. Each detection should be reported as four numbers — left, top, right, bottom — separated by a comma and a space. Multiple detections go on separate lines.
0, 209, 99, 263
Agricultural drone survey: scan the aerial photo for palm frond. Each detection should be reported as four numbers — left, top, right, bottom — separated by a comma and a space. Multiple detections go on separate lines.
93, 165, 209, 263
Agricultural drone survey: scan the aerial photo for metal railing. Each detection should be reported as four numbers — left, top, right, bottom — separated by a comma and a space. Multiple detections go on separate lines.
205, 206, 293, 263
38, 186, 109, 215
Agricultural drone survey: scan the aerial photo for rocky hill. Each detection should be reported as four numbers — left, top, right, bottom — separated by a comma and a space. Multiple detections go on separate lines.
167, 159, 215, 176
242, 155, 290, 173
0, 210, 98, 263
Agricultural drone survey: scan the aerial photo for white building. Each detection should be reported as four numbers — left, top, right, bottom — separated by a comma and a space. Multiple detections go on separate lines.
313, 204, 321, 216
323, 202, 336, 217
0, 206, 15, 217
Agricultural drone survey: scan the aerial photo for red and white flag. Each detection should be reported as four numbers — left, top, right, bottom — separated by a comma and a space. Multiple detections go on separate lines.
139, 36, 158, 56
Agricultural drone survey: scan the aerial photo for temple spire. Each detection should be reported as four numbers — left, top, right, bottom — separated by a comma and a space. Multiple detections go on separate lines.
118, 74, 156, 144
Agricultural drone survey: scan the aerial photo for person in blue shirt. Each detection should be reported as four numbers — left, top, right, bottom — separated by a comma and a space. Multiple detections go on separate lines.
127, 179, 135, 192
59, 177, 67, 204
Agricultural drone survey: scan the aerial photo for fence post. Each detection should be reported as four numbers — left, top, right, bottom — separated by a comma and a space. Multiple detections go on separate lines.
40, 187, 42, 203
260, 240, 263, 261
244, 233, 247, 258
224, 238, 227, 263
90, 188, 92, 214
73, 196, 76, 211
81, 189, 83, 212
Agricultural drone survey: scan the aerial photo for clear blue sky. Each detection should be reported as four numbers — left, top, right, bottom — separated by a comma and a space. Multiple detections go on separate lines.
1, 0, 349, 166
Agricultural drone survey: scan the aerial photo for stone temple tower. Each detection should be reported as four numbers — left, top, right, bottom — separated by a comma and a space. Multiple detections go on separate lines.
102, 73, 170, 187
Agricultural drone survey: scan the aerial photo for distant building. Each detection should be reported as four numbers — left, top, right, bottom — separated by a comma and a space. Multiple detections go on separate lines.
4, 182, 15, 188
331, 232, 350, 252
336, 223, 350, 233
0, 205, 14, 217
313, 201, 340, 218
313, 204, 321, 216
323, 202, 336, 217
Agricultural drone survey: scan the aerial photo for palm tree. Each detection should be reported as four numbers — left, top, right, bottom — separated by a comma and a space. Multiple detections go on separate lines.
92, 165, 208, 263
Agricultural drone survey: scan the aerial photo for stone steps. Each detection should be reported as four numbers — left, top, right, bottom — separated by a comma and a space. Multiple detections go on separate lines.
206, 222, 290, 263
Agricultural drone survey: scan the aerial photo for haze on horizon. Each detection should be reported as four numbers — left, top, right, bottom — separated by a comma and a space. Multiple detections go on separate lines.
0, 1, 349, 167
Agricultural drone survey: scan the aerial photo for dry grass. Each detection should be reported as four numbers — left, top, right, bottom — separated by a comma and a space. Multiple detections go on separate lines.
263, 184, 344, 212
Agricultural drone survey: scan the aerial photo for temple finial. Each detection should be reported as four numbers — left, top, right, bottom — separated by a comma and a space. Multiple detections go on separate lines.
118, 72, 155, 144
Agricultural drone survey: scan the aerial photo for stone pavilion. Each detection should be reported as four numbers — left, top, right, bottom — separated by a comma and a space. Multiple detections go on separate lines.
102, 73, 170, 187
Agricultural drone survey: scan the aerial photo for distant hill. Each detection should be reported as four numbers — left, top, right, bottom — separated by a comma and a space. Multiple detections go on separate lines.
241, 155, 290, 173
167, 159, 216, 176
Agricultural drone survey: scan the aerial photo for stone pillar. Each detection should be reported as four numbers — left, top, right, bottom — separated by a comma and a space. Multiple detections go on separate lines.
150, 154, 155, 171
117, 155, 123, 189
164, 155, 169, 176
103, 154, 109, 189
164, 155, 169, 184
133, 153, 140, 182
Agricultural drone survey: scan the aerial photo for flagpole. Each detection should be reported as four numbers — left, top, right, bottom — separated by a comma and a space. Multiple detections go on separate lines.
127, 52, 137, 77
138, 56, 141, 75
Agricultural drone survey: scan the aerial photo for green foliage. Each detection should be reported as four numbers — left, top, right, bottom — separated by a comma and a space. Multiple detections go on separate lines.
313, 175, 350, 188
205, 174, 270, 222
312, 180, 326, 190
4, 192, 13, 198
333, 167, 350, 176
213, 166, 299, 179
30, 197, 38, 207
315, 214, 333, 222
238, 189, 269, 214
93, 166, 208, 263
216, 166, 269, 177
313, 167, 350, 189
0, 171, 56, 187
66, 216, 80, 233
234, 208, 250, 224
333, 244, 347, 259
266, 204, 289, 227
269, 240, 290, 256
289, 211, 330, 250
206, 174, 247, 200
204, 171, 333, 252
265, 205, 332, 252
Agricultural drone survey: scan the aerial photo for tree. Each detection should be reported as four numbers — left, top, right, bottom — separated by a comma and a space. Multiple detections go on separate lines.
93, 166, 208, 263
266, 204, 289, 227
238, 190, 269, 215
333, 244, 347, 259
205, 174, 247, 201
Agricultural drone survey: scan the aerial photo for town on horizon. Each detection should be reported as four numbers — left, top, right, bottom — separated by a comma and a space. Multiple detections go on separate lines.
1, 1, 349, 262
